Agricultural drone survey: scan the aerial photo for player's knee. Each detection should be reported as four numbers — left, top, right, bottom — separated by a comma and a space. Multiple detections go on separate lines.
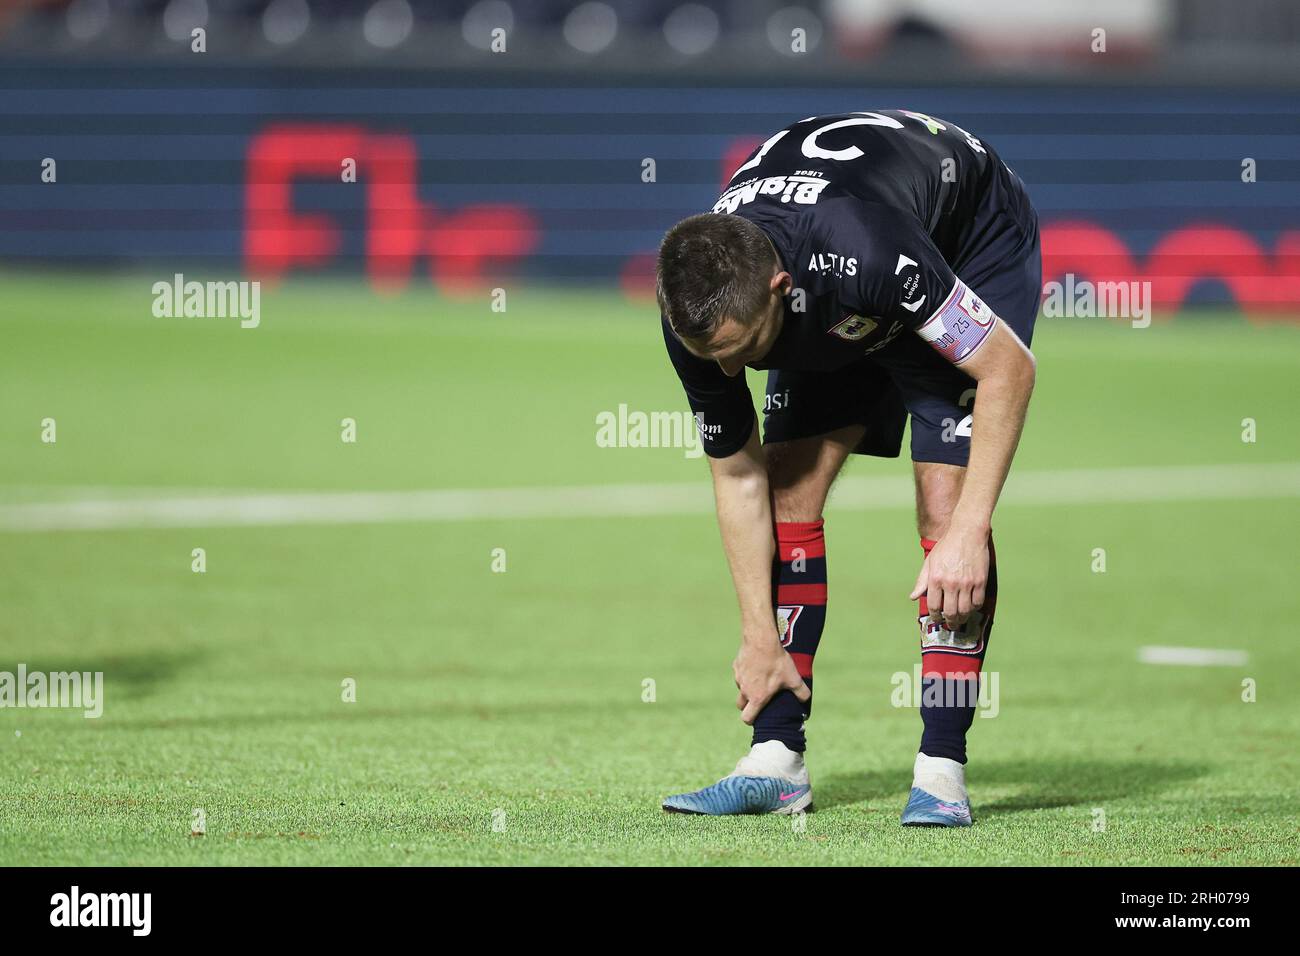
767, 443, 827, 523
771, 483, 823, 523
915, 462, 965, 539
769, 465, 824, 523
917, 495, 954, 538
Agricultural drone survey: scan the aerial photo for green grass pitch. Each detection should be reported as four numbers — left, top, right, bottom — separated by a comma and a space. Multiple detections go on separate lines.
0, 272, 1297, 866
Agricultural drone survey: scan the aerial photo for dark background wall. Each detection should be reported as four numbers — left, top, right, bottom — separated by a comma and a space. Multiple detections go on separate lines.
2, 63, 1296, 312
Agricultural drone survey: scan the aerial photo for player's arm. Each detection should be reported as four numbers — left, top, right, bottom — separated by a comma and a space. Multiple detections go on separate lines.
831, 204, 1035, 627
662, 318, 808, 721
945, 318, 1035, 533
910, 316, 1036, 625
707, 419, 810, 724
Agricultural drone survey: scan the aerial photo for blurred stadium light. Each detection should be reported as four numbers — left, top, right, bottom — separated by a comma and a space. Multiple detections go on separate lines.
1, 0, 1297, 72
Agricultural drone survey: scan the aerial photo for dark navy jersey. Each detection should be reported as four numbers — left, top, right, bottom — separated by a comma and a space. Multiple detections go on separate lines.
663, 110, 1035, 458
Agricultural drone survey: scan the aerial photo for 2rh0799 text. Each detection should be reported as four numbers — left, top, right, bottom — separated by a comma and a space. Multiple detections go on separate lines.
1121, 892, 1250, 907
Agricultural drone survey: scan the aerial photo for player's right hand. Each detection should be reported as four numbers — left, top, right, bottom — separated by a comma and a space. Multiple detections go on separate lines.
733, 634, 811, 725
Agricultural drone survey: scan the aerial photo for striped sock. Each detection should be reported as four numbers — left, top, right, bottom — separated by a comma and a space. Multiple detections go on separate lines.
917, 535, 997, 764
752, 520, 827, 754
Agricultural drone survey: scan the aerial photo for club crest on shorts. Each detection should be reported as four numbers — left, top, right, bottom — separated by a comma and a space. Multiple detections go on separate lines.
776, 605, 803, 647
828, 314, 877, 341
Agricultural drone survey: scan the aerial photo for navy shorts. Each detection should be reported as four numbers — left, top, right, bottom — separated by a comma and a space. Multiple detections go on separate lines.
762, 217, 1041, 466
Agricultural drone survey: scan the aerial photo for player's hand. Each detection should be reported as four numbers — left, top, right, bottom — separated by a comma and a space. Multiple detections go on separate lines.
910, 526, 989, 629
732, 632, 810, 725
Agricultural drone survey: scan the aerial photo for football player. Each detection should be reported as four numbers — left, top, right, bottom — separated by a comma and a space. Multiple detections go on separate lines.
657, 111, 1040, 825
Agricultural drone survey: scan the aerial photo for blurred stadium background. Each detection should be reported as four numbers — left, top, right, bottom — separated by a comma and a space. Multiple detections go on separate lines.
1, 0, 1298, 306
0, 1, 1297, 866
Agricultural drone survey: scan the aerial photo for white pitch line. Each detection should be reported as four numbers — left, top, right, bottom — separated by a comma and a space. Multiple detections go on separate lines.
1138, 646, 1250, 667
0, 462, 1296, 533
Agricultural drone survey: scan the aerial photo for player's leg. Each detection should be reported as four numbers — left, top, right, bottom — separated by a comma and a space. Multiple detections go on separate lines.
662, 363, 899, 816
661, 426, 861, 815
874, 221, 1040, 827
749, 425, 864, 754
905, 460, 996, 826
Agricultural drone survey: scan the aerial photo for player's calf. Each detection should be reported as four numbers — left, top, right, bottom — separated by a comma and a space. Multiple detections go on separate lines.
903, 534, 997, 827
751, 429, 856, 755
662, 433, 850, 816
750, 519, 827, 752
662, 521, 827, 816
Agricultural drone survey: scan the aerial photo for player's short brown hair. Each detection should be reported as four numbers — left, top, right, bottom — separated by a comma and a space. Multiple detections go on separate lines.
656, 213, 777, 342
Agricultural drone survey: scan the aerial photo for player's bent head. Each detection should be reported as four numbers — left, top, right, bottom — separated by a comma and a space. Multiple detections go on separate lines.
657, 213, 787, 365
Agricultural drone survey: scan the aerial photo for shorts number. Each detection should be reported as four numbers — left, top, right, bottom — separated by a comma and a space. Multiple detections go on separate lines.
955, 387, 975, 438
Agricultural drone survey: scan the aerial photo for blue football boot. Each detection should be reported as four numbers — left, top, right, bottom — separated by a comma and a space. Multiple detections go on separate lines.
663, 741, 813, 815
900, 753, 973, 827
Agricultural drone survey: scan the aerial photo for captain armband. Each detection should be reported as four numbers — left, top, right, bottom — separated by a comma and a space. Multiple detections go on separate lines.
915, 279, 998, 365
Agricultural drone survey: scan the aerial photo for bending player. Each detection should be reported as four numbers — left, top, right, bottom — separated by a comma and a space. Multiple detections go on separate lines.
656, 111, 1040, 825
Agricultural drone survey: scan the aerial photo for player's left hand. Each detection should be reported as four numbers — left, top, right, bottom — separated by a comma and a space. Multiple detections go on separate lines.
909, 526, 989, 629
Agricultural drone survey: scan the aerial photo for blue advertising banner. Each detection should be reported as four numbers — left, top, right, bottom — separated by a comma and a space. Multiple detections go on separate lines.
2, 66, 1296, 313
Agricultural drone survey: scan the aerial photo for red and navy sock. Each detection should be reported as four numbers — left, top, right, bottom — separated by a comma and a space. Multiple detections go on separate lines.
752, 520, 827, 754
917, 535, 997, 765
